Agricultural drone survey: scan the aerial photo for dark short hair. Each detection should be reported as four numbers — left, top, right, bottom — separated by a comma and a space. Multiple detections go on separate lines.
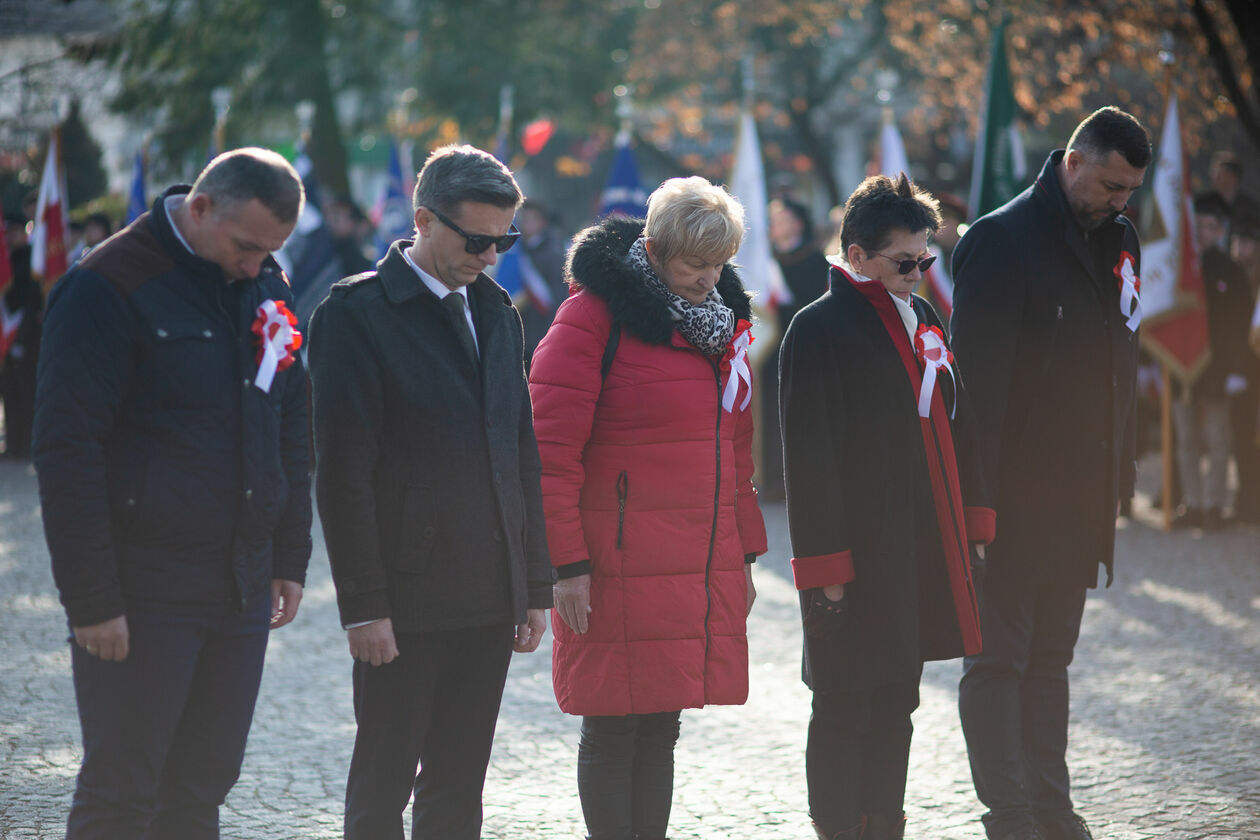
1194, 193, 1231, 220
412, 144, 523, 217
190, 147, 304, 224
838, 173, 941, 255
84, 212, 112, 233
769, 197, 815, 244
1067, 107, 1152, 169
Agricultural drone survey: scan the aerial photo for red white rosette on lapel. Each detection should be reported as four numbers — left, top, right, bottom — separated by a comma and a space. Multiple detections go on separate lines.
913, 323, 955, 419
251, 299, 302, 393
1114, 250, 1141, 333
720, 319, 755, 413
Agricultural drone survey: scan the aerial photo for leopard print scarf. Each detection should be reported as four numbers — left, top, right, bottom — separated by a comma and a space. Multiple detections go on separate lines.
627, 238, 735, 356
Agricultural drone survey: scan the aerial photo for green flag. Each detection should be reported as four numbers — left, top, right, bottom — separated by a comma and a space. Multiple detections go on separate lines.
969, 19, 1027, 219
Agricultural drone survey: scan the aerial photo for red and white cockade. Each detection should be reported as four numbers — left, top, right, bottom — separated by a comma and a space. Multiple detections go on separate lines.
1114, 250, 1141, 333
914, 323, 956, 419
251, 299, 302, 393
720, 318, 754, 413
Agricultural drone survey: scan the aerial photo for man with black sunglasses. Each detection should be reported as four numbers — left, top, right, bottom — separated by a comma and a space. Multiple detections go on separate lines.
307, 144, 552, 839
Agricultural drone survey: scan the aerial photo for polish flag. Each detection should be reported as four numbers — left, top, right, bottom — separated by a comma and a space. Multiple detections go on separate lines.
31, 127, 70, 283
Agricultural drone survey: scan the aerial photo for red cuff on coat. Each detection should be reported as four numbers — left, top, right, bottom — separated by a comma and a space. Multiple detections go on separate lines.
965, 506, 996, 544
790, 550, 855, 590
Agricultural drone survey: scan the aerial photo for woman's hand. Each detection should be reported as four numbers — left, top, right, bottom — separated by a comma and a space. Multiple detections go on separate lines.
554, 574, 593, 634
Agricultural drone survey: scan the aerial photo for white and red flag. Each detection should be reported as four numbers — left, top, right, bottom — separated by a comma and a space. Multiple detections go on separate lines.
30, 127, 70, 284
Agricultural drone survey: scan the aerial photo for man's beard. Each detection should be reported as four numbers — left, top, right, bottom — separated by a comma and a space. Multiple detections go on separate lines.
1070, 198, 1121, 231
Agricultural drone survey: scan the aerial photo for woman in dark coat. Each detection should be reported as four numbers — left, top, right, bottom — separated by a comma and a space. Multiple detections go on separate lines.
780, 173, 995, 840
530, 177, 768, 840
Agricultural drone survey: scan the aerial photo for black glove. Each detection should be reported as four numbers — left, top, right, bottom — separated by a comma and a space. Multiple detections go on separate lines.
803, 588, 850, 640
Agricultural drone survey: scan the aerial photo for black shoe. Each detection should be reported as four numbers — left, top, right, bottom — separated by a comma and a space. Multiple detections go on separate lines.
1172, 507, 1203, 529
1038, 812, 1094, 840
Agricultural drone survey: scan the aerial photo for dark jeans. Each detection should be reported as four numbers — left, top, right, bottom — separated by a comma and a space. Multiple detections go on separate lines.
344, 624, 515, 840
806, 677, 921, 836
958, 570, 1087, 837
577, 711, 682, 840
65, 601, 271, 840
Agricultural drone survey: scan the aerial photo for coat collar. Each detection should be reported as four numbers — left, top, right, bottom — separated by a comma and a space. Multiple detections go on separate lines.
376, 238, 513, 349
566, 216, 754, 346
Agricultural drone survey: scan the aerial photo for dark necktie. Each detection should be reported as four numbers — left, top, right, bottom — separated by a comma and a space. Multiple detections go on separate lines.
441, 292, 479, 367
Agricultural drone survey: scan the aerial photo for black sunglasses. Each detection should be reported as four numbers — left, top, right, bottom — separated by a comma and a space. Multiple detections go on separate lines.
425, 206, 520, 254
873, 252, 937, 275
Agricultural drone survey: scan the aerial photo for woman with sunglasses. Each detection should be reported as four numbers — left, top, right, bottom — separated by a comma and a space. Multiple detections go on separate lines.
779, 172, 994, 840
528, 176, 768, 840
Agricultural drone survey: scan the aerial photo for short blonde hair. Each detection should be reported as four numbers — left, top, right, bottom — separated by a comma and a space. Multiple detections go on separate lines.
644, 176, 744, 267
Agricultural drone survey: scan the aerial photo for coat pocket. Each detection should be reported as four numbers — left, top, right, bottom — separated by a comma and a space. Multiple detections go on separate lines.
398, 483, 436, 573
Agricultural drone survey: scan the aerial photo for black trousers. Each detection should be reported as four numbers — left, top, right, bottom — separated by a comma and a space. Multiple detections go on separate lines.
577, 712, 682, 840
806, 677, 921, 835
1231, 387, 1260, 518
65, 602, 271, 840
344, 624, 515, 840
958, 570, 1087, 837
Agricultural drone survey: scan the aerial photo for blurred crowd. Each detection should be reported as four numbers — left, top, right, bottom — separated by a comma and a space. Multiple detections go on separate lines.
3, 149, 1259, 528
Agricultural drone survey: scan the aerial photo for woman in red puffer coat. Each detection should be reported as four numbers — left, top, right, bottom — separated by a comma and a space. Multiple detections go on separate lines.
529, 177, 768, 840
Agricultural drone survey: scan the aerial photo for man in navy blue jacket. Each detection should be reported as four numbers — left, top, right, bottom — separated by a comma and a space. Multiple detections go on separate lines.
34, 148, 312, 839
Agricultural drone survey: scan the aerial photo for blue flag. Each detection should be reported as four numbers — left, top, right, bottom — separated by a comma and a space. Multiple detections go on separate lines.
599, 136, 648, 219
375, 139, 415, 260
126, 151, 147, 224
275, 149, 342, 331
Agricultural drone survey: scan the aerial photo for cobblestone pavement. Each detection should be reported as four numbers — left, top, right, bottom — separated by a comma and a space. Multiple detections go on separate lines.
2, 455, 1257, 839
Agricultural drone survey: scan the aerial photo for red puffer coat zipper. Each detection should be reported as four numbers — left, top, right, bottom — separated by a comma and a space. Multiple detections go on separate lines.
528, 217, 768, 716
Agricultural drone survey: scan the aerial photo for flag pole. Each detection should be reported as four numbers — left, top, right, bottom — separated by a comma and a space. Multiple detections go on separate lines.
1161, 365, 1174, 529
1157, 36, 1176, 532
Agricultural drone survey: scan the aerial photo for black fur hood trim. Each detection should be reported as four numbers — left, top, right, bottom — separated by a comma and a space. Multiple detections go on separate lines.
564, 216, 754, 346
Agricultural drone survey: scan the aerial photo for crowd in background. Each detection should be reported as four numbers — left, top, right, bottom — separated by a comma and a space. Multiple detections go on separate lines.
3, 150, 1260, 527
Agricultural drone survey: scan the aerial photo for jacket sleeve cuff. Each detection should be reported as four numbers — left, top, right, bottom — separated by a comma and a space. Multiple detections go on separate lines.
63, 590, 128, 628
790, 550, 855, 590
334, 571, 391, 627
965, 506, 996, 544
528, 584, 554, 610
553, 559, 592, 580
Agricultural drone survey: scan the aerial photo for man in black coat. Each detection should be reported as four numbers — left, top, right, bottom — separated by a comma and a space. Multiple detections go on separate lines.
308, 145, 552, 839
951, 108, 1151, 840
34, 149, 312, 838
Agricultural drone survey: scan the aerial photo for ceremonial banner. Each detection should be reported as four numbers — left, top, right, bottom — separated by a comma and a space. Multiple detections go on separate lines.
969, 19, 1027, 220
31, 127, 69, 283
1139, 93, 1209, 385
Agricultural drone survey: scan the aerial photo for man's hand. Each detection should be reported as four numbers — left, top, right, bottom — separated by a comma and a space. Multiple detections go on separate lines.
822, 583, 846, 601
515, 608, 547, 653
553, 574, 592, 634
73, 615, 129, 662
745, 564, 757, 616
271, 579, 303, 629
348, 618, 398, 666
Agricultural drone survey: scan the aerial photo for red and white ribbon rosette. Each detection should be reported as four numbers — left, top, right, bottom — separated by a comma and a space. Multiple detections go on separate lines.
1114, 250, 1141, 333
914, 323, 956, 419
720, 319, 755, 413
251, 299, 302, 393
